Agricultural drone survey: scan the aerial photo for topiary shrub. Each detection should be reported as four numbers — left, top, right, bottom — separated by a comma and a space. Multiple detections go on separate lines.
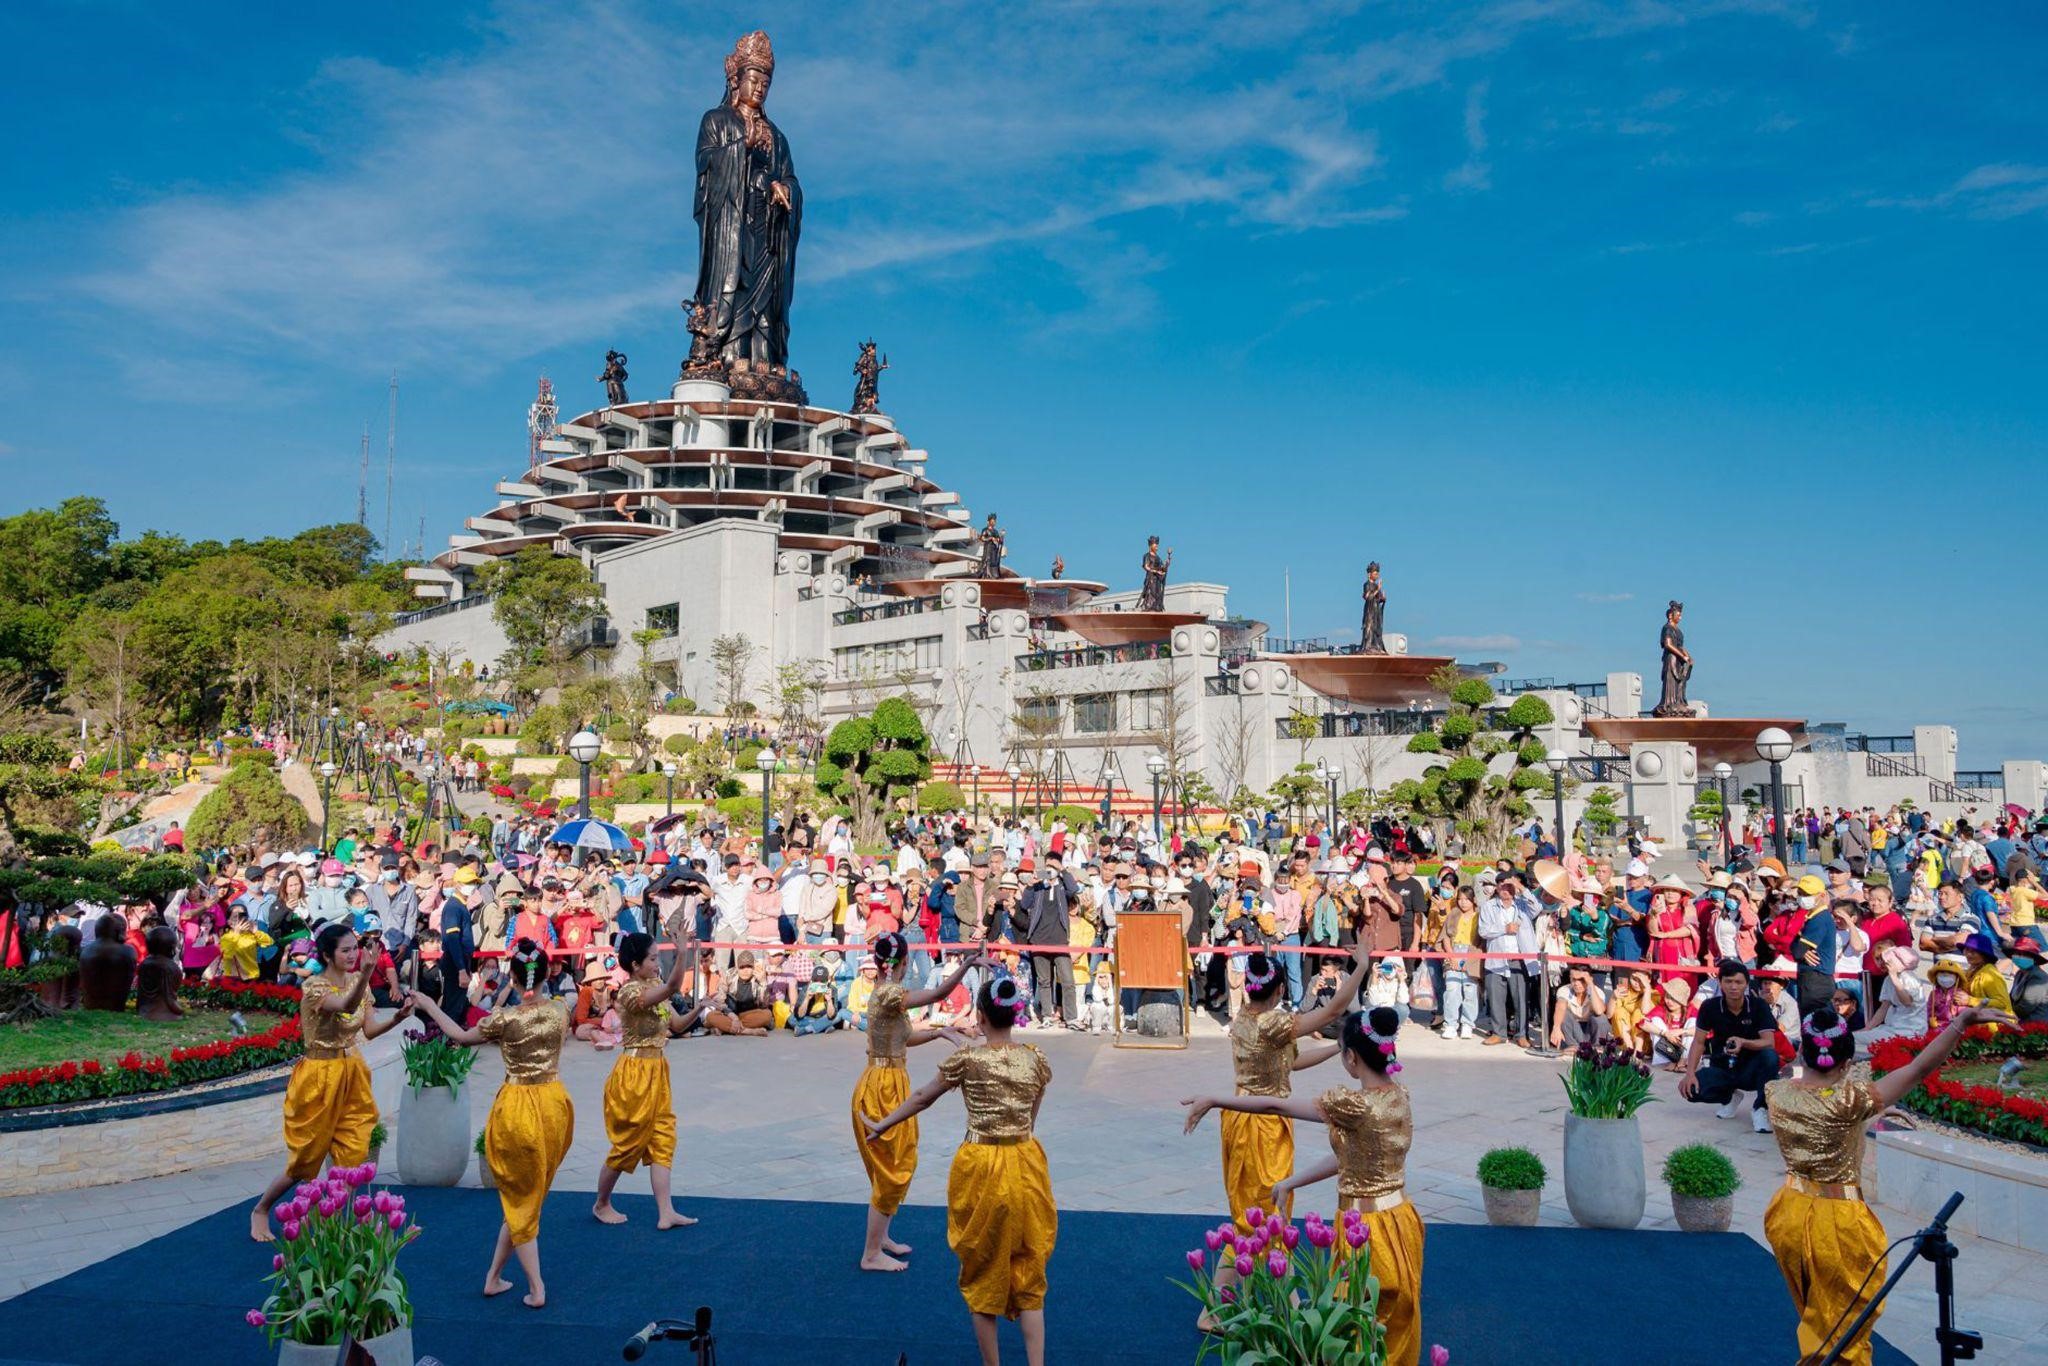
663, 734, 694, 756
187, 762, 311, 848
1406, 731, 1442, 754
606, 721, 636, 744
224, 746, 277, 769
1477, 1146, 1546, 1191
1502, 694, 1554, 731
1449, 678, 1495, 709
735, 741, 764, 772
917, 780, 965, 814
1661, 1143, 1741, 1199
1444, 756, 1488, 785
714, 776, 743, 800
1045, 804, 1098, 827
663, 696, 698, 715
1439, 712, 1477, 743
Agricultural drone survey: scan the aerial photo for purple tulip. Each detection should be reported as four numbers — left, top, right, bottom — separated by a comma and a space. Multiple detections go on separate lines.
1245, 1206, 1265, 1228
1266, 1251, 1288, 1278
295, 1182, 320, 1201
355, 1194, 374, 1217
245, 1310, 267, 1327
1345, 1224, 1369, 1249
1234, 1254, 1255, 1278
372, 1192, 396, 1215
387, 1211, 405, 1231
1219, 1288, 1237, 1305
272, 1201, 295, 1222
1431, 1347, 1451, 1366
1281, 1225, 1301, 1250
1306, 1222, 1336, 1249
281, 1221, 301, 1241
1203, 1229, 1227, 1251
1186, 1249, 1206, 1271
270, 1253, 285, 1271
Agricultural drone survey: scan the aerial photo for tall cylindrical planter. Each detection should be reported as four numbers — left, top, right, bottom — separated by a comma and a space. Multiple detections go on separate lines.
279, 1325, 413, 1366
396, 1082, 470, 1187
1562, 1114, 1645, 1230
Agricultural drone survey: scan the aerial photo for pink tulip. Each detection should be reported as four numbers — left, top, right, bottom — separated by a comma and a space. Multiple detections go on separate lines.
1234, 1255, 1255, 1278
1245, 1206, 1265, 1228
1281, 1225, 1301, 1249
1306, 1222, 1336, 1249
353, 1194, 373, 1218
1219, 1288, 1237, 1304
1266, 1251, 1288, 1278
294, 1182, 320, 1201
270, 1253, 285, 1271
1431, 1347, 1451, 1366
1203, 1229, 1227, 1251
372, 1192, 396, 1215
280, 1221, 301, 1241
1345, 1224, 1369, 1249
387, 1211, 405, 1231
1186, 1249, 1206, 1271
245, 1310, 267, 1327
272, 1201, 294, 1222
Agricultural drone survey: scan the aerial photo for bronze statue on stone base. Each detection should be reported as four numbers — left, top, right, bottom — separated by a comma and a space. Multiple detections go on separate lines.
79, 914, 137, 1012
1137, 535, 1172, 611
599, 350, 630, 406
1652, 599, 1694, 717
136, 925, 185, 1021
1360, 561, 1387, 653
850, 340, 888, 414
976, 514, 1006, 578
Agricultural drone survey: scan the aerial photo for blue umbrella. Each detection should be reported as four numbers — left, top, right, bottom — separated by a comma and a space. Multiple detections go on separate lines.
545, 817, 635, 854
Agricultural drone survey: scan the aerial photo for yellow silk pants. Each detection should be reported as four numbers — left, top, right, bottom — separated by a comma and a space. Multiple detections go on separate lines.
948, 1139, 1058, 1318
1336, 1198, 1426, 1366
281, 1054, 377, 1181
1219, 1109, 1293, 1233
852, 1063, 917, 1214
486, 1079, 574, 1246
602, 1053, 675, 1173
1764, 1183, 1887, 1366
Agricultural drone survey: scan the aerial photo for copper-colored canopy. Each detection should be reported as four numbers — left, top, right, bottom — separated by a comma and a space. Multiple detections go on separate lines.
1263, 653, 1458, 708
1048, 610, 1206, 646
877, 577, 1105, 610
1582, 717, 1809, 766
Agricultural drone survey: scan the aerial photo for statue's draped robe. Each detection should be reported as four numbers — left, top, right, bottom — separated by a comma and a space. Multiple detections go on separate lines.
1654, 623, 1689, 716
1361, 579, 1386, 653
693, 105, 802, 368
1139, 551, 1168, 612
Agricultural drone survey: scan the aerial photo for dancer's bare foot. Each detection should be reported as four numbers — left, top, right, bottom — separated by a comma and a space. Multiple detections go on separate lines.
523, 1287, 546, 1310
249, 1209, 274, 1244
883, 1239, 913, 1256
859, 1251, 908, 1272
656, 1211, 698, 1230
483, 1277, 513, 1298
591, 1201, 628, 1225
1196, 1310, 1220, 1333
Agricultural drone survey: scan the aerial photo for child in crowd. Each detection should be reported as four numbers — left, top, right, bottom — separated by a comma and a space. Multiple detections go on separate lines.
1641, 978, 1698, 1069
1087, 965, 1116, 1034
217, 906, 273, 982
793, 967, 850, 1035
1366, 956, 1410, 1012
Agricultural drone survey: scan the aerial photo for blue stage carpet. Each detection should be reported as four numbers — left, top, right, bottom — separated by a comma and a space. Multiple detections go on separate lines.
0, 1189, 1911, 1365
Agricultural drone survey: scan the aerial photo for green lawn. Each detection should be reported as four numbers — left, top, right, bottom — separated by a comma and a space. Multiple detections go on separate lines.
1945, 1058, 2048, 1103
0, 1008, 265, 1072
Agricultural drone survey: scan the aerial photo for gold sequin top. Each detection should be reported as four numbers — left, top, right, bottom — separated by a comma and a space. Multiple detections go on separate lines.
477, 997, 570, 1086
866, 982, 910, 1062
1765, 1080, 1882, 1186
938, 1044, 1052, 1143
298, 975, 365, 1057
615, 980, 668, 1054
1316, 1084, 1412, 1202
1228, 1008, 1298, 1097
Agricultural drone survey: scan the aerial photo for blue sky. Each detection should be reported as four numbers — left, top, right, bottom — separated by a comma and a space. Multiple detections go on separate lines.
3, 1, 2045, 764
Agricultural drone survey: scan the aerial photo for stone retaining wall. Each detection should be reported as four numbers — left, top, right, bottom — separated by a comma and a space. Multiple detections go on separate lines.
1875, 1127, 2048, 1254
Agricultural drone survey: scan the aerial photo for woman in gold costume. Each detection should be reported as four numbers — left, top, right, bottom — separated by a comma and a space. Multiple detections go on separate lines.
1764, 1001, 2010, 1364
410, 939, 575, 1308
865, 976, 1054, 1366
851, 931, 982, 1272
1184, 1006, 1425, 1366
590, 928, 717, 1228
1192, 938, 1371, 1322
249, 921, 412, 1243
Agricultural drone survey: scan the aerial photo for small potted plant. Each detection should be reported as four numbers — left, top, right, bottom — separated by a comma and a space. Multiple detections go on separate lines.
1661, 1142, 1741, 1232
366, 1120, 389, 1169
249, 1162, 418, 1365
475, 1128, 494, 1189
1559, 1037, 1655, 1230
1476, 1147, 1545, 1227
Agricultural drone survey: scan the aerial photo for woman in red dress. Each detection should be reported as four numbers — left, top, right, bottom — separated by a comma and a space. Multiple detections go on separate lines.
1645, 874, 1699, 987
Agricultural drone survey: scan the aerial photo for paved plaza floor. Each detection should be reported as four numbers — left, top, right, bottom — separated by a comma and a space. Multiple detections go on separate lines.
1, 1024, 2041, 1363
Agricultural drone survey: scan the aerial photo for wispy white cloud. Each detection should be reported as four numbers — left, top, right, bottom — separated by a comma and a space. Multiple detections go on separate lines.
1868, 163, 2048, 220
1575, 591, 1633, 603
1444, 81, 1491, 193
1423, 633, 1523, 652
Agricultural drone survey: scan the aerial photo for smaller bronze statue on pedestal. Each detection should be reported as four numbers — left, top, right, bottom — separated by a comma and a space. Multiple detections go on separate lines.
1360, 561, 1387, 653
1652, 599, 1694, 718
37, 925, 81, 1012
1137, 535, 1172, 611
599, 349, 630, 406
1050, 555, 1065, 580
849, 339, 888, 414
136, 925, 185, 1021
976, 514, 1006, 578
79, 914, 138, 1013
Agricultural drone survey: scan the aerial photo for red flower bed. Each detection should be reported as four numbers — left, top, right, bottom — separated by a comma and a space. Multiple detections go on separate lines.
490, 784, 516, 799
1870, 1022, 2048, 1148
0, 980, 304, 1111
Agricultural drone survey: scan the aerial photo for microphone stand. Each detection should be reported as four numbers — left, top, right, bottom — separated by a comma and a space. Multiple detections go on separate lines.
1818, 1190, 1980, 1366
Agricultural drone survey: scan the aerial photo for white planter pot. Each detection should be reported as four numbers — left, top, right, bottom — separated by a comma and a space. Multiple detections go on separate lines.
396, 1082, 470, 1187
279, 1325, 412, 1366
1562, 1114, 1645, 1230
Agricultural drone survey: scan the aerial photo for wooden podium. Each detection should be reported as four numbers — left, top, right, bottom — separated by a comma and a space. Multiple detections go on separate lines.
1112, 910, 1191, 1050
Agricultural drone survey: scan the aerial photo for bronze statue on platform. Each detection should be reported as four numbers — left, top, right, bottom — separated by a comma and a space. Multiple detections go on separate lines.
599, 350, 630, 406
850, 339, 888, 414
976, 514, 1006, 578
1050, 555, 1065, 580
136, 925, 185, 1021
79, 913, 137, 1012
1360, 561, 1387, 653
1652, 599, 1694, 717
685, 30, 806, 402
1137, 535, 1172, 611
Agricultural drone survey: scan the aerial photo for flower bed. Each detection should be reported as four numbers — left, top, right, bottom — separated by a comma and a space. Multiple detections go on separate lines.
1870, 1022, 2048, 1148
0, 980, 302, 1111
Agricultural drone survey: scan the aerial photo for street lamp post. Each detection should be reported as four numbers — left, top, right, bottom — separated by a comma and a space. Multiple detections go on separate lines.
1545, 749, 1569, 857
663, 759, 679, 817
1756, 727, 1795, 867
1146, 753, 1167, 844
756, 746, 778, 856
318, 760, 338, 853
1006, 761, 1021, 819
568, 728, 602, 819
1712, 761, 1734, 864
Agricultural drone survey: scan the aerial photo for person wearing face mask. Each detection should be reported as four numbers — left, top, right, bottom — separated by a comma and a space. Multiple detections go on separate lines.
1789, 875, 1838, 1016
306, 858, 353, 928
794, 860, 838, 943
2009, 942, 2048, 1023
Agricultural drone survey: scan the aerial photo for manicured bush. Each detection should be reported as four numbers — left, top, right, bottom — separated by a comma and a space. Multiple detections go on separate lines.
735, 741, 764, 772
1661, 1143, 1741, 1199
224, 746, 277, 769
1406, 732, 1442, 754
663, 696, 698, 715
1477, 1146, 1546, 1191
917, 781, 966, 814
663, 734, 694, 756
187, 762, 311, 848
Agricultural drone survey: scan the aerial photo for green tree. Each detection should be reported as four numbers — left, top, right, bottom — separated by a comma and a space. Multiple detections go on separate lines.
186, 758, 312, 848
709, 633, 757, 718
1391, 668, 1555, 857
482, 547, 607, 687
817, 696, 930, 844
1265, 762, 1323, 830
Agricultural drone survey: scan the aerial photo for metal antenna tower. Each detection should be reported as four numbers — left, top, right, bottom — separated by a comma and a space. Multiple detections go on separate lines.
384, 373, 398, 554
357, 426, 370, 527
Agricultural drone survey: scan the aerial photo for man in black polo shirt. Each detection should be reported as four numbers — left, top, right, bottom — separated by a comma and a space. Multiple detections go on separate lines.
1677, 959, 1780, 1134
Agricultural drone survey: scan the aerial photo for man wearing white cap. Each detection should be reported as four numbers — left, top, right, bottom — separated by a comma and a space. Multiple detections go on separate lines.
1609, 859, 1652, 967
